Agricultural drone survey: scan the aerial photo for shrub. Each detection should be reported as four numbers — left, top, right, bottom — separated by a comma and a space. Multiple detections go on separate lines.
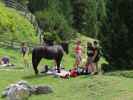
0, 3, 38, 44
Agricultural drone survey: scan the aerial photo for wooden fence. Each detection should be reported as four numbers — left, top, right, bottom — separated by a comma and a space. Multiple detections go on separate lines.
0, 39, 40, 50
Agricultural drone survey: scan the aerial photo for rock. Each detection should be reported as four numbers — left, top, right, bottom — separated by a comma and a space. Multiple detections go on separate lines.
6, 84, 30, 100
31, 85, 53, 95
1, 80, 53, 100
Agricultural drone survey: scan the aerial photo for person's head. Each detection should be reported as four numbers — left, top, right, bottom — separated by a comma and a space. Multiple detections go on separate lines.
76, 40, 81, 45
87, 42, 92, 48
21, 42, 27, 47
93, 41, 98, 47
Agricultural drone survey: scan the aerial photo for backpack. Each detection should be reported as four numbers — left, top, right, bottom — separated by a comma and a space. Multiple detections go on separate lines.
70, 69, 78, 77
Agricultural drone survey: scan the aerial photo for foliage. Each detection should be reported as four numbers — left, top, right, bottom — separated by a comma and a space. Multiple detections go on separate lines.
100, 0, 133, 70
0, 2, 38, 44
43, 32, 61, 43
35, 10, 73, 40
28, 0, 48, 13
71, 0, 107, 37
28, 0, 107, 38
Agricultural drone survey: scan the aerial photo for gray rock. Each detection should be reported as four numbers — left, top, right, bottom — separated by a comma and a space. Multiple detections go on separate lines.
1, 80, 53, 100
31, 85, 53, 95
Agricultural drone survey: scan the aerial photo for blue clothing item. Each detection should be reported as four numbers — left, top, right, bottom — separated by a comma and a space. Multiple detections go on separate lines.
1, 56, 9, 64
21, 47, 28, 53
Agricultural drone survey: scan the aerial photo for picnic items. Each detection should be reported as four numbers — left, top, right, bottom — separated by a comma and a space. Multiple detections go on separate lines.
41, 65, 91, 79
41, 67, 70, 79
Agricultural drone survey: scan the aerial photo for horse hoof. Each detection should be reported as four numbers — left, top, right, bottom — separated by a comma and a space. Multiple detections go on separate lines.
35, 72, 39, 75
57, 70, 61, 73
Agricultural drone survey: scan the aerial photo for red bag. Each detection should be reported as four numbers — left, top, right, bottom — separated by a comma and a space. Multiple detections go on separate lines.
70, 69, 78, 77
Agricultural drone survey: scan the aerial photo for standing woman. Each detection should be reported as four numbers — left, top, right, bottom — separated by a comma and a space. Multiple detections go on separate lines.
73, 40, 82, 68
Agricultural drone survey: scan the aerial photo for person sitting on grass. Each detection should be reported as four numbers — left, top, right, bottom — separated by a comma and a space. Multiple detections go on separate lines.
1, 56, 9, 64
0, 56, 13, 67
73, 40, 82, 68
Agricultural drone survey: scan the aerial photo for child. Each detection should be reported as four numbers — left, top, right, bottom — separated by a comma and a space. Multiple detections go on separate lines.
20, 42, 30, 70
73, 40, 82, 68
21, 42, 29, 57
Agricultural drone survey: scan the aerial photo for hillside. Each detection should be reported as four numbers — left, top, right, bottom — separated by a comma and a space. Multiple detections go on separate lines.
0, 47, 133, 100
0, 2, 38, 44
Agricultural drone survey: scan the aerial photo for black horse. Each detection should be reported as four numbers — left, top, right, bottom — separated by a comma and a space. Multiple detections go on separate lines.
32, 42, 69, 75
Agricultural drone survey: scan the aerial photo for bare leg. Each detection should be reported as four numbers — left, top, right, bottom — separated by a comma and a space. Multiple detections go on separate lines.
73, 60, 78, 68
91, 63, 98, 75
94, 62, 98, 72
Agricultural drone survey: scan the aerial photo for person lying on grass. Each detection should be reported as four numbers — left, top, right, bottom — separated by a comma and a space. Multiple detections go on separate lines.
0, 56, 14, 67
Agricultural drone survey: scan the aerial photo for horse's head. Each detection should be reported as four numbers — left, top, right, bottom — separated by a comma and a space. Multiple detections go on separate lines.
60, 41, 69, 54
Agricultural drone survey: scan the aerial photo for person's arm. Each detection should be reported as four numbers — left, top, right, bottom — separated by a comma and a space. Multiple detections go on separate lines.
92, 49, 98, 61
82, 45, 86, 54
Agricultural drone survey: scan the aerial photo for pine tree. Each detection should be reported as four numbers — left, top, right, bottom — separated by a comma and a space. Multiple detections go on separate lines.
100, 0, 133, 69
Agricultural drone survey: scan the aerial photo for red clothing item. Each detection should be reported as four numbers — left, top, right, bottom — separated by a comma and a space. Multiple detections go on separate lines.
70, 69, 78, 77
75, 45, 82, 54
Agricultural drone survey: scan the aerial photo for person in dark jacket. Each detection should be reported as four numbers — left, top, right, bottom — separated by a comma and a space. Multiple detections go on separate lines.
92, 41, 100, 74
85, 42, 95, 74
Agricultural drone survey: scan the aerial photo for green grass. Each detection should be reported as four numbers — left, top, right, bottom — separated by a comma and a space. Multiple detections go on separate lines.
0, 2, 38, 44
0, 46, 133, 100
1, 70, 133, 100
0, 35, 132, 100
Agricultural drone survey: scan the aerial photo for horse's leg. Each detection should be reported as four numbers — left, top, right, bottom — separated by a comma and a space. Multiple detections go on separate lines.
56, 55, 63, 73
32, 57, 41, 75
56, 60, 61, 73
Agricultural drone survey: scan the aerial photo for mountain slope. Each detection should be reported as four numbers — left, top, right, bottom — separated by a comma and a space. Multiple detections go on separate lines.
0, 2, 38, 44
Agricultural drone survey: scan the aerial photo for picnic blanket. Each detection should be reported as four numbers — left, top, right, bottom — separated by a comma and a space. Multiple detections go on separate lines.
41, 68, 70, 78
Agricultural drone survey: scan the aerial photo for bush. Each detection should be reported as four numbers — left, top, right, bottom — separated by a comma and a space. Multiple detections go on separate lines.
43, 32, 61, 43
0, 3, 38, 44
35, 9, 74, 40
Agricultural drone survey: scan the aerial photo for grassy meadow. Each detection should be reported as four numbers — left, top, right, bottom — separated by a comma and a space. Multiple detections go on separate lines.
0, 43, 133, 100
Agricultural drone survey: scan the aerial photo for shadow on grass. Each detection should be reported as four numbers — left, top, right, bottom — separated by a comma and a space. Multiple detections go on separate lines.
105, 70, 133, 78
22, 74, 50, 80
12, 67, 23, 70
78, 75, 94, 79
